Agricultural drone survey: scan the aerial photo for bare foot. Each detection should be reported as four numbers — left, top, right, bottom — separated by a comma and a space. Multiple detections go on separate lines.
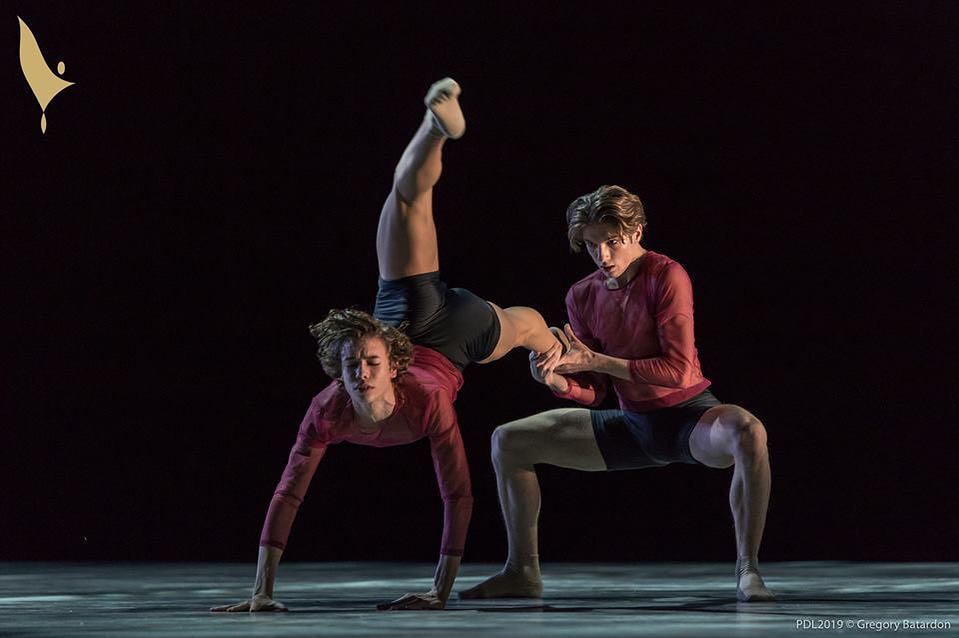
459, 568, 543, 599
424, 77, 465, 139
736, 559, 776, 602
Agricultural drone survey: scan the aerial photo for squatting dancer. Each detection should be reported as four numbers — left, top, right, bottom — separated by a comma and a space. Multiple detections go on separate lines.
213, 78, 566, 613
460, 185, 775, 603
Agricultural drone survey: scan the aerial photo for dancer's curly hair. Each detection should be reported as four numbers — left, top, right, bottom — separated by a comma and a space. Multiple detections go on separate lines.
566, 185, 647, 253
309, 308, 414, 379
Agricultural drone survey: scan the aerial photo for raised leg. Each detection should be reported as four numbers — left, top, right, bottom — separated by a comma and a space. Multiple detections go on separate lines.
479, 304, 567, 363
688, 404, 775, 602
376, 79, 464, 281
375, 80, 566, 359
459, 409, 604, 599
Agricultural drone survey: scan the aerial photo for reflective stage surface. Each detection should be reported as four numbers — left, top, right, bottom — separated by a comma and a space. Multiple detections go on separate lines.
1, 562, 956, 637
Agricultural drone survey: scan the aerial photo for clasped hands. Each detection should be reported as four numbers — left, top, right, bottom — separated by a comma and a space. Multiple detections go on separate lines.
530, 324, 595, 390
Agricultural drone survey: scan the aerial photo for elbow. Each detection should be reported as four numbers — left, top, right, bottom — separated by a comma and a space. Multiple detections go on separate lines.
273, 490, 304, 510
674, 362, 696, 388
659, 359, 695, 388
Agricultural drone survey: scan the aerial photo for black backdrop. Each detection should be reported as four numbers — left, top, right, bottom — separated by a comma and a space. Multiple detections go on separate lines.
3, 2, 957, 564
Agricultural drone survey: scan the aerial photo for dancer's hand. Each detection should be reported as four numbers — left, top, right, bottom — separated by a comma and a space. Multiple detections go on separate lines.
529, 351, 569, 393
537, 338, 565, 376
554, 324, 596, 374
376, 590, 445, 610
210, 594, 289, 612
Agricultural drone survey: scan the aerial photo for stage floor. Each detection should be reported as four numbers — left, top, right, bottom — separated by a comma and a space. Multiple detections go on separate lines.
0, 562, 956, 637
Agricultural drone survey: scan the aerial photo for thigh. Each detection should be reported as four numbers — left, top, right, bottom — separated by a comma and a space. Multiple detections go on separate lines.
373, 271, 446, 332
477, 302, 514, 363
376, 188, 439, 281
496, 408, 606, 471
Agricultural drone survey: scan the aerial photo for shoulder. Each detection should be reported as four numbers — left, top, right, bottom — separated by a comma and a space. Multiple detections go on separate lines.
644, 251, 690, 284
302, 382, 349, 442
394, 369, 456, 434
565, 270, 605, 307
406, 345, 464, 395
640, 252, 695, 308
310, 382, 346, 417
425, 387, 458, 434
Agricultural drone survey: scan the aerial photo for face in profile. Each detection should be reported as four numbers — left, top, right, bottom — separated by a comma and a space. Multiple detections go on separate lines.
582, 222, 644, 281
339, 335, 398, 410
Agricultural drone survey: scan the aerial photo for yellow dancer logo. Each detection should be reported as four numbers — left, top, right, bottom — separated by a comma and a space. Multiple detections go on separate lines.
18, 16, 75, 134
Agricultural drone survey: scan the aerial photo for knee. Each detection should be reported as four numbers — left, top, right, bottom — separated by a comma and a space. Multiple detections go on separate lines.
491, 424, 529, 465
722, 409, 768, 461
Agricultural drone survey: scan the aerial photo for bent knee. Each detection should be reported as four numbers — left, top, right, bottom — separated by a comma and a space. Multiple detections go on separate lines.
491, 424, 525, 460
491, 418, 550, 463
718, 407, 768, 458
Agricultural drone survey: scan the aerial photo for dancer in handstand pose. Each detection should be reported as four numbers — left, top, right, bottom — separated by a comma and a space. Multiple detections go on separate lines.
460, 185, 775, 603
212, 78, 565, 613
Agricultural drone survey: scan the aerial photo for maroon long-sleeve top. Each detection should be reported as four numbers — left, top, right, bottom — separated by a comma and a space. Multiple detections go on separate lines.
259, 346, 473, 556
555, 251, 711, 411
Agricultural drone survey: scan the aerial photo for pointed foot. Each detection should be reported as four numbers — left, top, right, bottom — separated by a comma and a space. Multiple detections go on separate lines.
424, 77, 465, 139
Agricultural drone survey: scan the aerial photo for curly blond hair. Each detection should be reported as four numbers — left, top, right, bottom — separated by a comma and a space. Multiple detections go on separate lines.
308, 308, 414, 378
566, 185, 647, 253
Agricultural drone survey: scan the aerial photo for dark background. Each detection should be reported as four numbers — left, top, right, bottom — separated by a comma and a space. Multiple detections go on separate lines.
3, 2, 956, 564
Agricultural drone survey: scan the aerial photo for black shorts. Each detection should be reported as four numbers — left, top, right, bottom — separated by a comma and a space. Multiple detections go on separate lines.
373, 271, 501, 371
591, 390, 722, 470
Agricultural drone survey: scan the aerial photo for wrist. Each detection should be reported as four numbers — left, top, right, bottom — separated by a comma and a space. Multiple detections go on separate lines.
586, 350, 601, 372
549, 376, 571, 394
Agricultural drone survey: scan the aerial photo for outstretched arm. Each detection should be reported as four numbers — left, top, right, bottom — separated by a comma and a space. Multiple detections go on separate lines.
378, 393, 472, 610
210, 545, 288, 612
377, 554, 462, 611
212, 438, 326, 612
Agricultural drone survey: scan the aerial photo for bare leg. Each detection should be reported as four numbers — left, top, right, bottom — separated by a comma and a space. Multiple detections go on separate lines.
375, 80, 565, 356
459, 409, 604, 599
376, 80, 464, 281
689, 404, 775, 602
479, 304, 566, 363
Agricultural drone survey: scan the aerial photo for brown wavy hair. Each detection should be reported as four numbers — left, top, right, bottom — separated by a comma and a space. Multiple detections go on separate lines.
566, 185, 647, 253
308, 308, 414, 379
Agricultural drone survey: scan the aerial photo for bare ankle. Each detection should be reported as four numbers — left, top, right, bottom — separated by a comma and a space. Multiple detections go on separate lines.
506, 555, 541, 580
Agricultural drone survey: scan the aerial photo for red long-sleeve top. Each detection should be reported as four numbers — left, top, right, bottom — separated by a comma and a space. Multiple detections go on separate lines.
555, 251, 711, 412
259, 346, 473, 556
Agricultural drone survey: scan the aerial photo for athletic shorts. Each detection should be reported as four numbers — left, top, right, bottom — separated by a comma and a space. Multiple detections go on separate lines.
591, 390, 722, 470
373, 271, 501, 371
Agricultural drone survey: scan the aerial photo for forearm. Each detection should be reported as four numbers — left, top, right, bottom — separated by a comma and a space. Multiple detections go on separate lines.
587, 352, 632, 380
253, 545, 284, 598
580, 350, 684, 384
432, 554, 462, 602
